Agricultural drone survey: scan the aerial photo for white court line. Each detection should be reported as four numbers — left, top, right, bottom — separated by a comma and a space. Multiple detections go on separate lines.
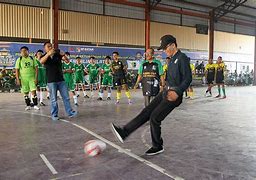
40, 154, 58, 175
50, 173, 84, 180
2, 109, 184, 180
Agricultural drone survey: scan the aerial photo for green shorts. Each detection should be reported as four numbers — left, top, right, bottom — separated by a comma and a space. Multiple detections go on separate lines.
21, 77, 37, 93
38, 76, 47, 88
64, 78, 75, 91
89, 75, 99, 85
101, 75, 113, 87
75, 74, 84, 84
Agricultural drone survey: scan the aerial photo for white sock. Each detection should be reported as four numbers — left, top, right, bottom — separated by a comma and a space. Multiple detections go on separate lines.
99, 93, 103, 98
107, 92, 111, 98
73, 95, 78, 104
30, 93, 33, 103
76, 91, 80, 96
40, 91, 44, 103
47, 92, 50, 97
91, 91, 94, 97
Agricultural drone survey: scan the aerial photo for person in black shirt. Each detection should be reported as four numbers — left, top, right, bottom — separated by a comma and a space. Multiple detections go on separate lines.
40, 41, 77, 121
111, 35, 192, 156
134, 48, 165, 107
111, 51, 132, 104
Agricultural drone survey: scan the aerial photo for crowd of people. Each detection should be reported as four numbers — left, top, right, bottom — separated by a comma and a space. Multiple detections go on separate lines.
1, 40, 253, 108
0, 67, 17, 92
2, 35, 246, 155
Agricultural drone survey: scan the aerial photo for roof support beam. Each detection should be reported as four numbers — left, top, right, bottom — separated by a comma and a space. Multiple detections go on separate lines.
103, 0, 255, 28
214, 0, 248, 21
145, 0, 150, 50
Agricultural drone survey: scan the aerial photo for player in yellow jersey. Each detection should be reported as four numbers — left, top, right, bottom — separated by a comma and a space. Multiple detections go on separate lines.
185, 63, 195, 99
215, 56, 226, 99
205, 59, 216, 97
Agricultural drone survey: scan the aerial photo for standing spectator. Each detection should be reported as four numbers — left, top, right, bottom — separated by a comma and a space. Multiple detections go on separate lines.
40, 41, 77, 121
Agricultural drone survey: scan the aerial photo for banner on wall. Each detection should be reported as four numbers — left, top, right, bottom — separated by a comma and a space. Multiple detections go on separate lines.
0, 42, 254, 73
0, 42, 146, 70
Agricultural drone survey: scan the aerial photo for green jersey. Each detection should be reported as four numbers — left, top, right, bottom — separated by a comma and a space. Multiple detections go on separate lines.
86, 63, 100, 77
138, 58, 164, 76
15, 56, 38, 79
74, 63, 85, 77
62, 62, 75, 80
36, 59, 46, 79
102, 64, 112, 76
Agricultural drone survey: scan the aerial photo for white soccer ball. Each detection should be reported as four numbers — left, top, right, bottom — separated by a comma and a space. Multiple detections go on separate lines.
84, 140, 107, 157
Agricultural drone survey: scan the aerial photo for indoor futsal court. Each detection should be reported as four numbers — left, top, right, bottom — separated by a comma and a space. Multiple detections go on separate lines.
1, 88, 256, 179
0, 0, 256, 180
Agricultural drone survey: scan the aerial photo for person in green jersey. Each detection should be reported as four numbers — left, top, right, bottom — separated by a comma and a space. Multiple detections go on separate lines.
74, 56, 89, 98
97, 56, 113, 101
35, 50, 47, 106
85, 56, 100, 97
15, 46, 39, 111
62, 53, 78, 106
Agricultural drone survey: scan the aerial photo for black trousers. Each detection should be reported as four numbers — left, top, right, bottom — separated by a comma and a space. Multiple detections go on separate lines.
124, 89, 182, 148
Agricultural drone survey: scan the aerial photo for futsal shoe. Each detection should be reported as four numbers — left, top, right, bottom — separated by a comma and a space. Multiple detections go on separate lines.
107, 97, 111, 100
33, 105, 40, 110
110, 123, 126, 143
25, 106, 31, 111
84, 95, 90, 98
145, 146, 164, 156
215, 94, 221, 98
128, 99, 132, 105
40, 102, 46, 106
115, 100, 120, 105
52, 116, 59, 121
222, 95, 227, 99
97, 97, 103, 101
75, 103, 79, 106
69, 111, 78, 118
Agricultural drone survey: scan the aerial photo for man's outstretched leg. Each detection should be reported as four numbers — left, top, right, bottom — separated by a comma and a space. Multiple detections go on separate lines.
111, 91, 164, 143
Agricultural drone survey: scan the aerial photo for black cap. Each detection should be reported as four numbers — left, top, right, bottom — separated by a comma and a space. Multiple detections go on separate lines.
157, 35, 176, 50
